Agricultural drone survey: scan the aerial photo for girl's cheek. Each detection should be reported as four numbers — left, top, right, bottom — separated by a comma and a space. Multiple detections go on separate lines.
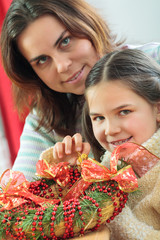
92, 126, 98, 138
93, 126, 103, 142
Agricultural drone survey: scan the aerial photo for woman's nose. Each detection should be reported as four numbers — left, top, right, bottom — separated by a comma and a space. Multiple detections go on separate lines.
54, 54, 72, 73
105, 119, 121, 136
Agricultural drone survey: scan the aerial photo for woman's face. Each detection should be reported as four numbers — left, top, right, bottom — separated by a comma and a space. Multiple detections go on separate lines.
17, 15, 99, 95
87, 80, 159, 153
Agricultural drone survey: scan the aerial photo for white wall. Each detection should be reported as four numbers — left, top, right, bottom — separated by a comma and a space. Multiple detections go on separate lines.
86, 0, 160, 44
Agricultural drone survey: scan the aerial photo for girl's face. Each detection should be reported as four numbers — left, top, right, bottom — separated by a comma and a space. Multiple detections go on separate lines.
87, 80, 160, 153
17, 15, 99, 95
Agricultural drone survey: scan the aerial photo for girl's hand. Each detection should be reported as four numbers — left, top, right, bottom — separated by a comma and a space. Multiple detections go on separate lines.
52, 133, 90, 165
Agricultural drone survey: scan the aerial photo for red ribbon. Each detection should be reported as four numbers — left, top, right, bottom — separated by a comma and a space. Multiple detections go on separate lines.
81, 158, 138, 192
36, 159, 70, 187
109, 142, 160, 177
0, 169, 59, 210
2, 142, 151, 210
64, 145, 139, 200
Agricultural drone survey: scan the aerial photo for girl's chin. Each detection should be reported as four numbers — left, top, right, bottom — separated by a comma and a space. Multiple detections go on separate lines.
107, 144, 123, 153
105, 145, 115, 153
109, 146, 116, 153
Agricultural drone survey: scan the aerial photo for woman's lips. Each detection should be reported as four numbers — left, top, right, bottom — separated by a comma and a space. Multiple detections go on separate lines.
65, 67, 84, 84
110, 136, 132, 146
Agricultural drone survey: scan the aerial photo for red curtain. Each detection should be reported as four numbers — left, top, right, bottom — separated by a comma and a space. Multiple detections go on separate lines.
0, 0, 24, 164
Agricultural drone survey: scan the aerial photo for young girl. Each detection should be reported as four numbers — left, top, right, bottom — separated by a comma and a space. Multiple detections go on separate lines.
50, 49, 160, 239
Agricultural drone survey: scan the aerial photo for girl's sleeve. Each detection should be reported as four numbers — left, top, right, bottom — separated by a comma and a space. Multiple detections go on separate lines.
107, 205, 160, 240
12, 112, 63, 181
107, 169, 160, 240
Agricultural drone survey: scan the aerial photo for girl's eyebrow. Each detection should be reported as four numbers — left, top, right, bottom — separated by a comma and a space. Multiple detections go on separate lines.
29, 29, 67, 63
114, 104, 132, 111
89, 104, 132, 116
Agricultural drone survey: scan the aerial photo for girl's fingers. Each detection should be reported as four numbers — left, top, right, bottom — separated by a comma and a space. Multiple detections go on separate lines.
53, 142, 65, 159
62, 135, 73, 154
72, 133, 83, 152
82, 142, 91, 155
52, 134, 91, 162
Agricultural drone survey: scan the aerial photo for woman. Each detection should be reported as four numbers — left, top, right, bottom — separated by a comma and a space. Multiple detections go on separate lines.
1, 0, 160, 182
0, 0, 118, 181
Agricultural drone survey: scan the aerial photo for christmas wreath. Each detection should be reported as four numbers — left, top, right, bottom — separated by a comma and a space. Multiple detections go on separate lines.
0, 143, 140, 240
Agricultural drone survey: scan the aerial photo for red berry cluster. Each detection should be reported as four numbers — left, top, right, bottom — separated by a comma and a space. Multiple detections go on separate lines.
90, 180, 128, 223
28, 167, 81, 200
68, 167, 81, 188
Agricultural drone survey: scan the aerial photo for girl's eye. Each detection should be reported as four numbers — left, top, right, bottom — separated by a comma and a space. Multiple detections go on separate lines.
93, 116, 105, 121
37, 56, 48, 65
60, 36, 71, 47
119, 110, 131, 116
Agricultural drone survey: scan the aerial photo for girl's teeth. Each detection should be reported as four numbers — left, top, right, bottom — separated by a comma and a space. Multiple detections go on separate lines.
112, 137, 131, 146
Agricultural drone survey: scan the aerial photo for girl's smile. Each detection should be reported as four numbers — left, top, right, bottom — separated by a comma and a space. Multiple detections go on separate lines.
109, 136, 133, 146
17, 15, 99, 95
87, 80, 159, 153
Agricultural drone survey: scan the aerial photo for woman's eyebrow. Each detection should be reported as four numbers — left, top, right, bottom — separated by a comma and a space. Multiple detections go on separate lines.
54, 29, 67, 47
29, 55, 44, 63
29, 29, 67, 63
89, 112, 100, 116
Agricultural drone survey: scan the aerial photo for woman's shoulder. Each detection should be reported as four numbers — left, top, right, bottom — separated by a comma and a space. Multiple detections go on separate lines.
24, 110, 41, 130
123, 42, 160, 64
135, 42, 160, 64
13, 111, 64, 181
23, 110, 64, 142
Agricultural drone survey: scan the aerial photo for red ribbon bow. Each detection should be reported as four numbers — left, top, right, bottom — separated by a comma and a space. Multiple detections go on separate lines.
0, 169, 59, 210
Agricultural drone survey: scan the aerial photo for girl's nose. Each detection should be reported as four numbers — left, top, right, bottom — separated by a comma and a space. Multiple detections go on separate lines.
54, 54, 72, 73
105, 119, 121, 136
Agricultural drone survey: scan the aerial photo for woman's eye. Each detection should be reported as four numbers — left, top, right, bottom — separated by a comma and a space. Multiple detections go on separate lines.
37, 56, 48, 65
61, 37, 71, 47
120, 110, 131, 116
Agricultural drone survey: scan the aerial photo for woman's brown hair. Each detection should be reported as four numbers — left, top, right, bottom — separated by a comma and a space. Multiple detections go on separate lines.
1, 0, 119, 135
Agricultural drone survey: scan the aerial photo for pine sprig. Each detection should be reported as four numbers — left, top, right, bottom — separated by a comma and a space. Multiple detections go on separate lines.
53, 202, 64, 225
